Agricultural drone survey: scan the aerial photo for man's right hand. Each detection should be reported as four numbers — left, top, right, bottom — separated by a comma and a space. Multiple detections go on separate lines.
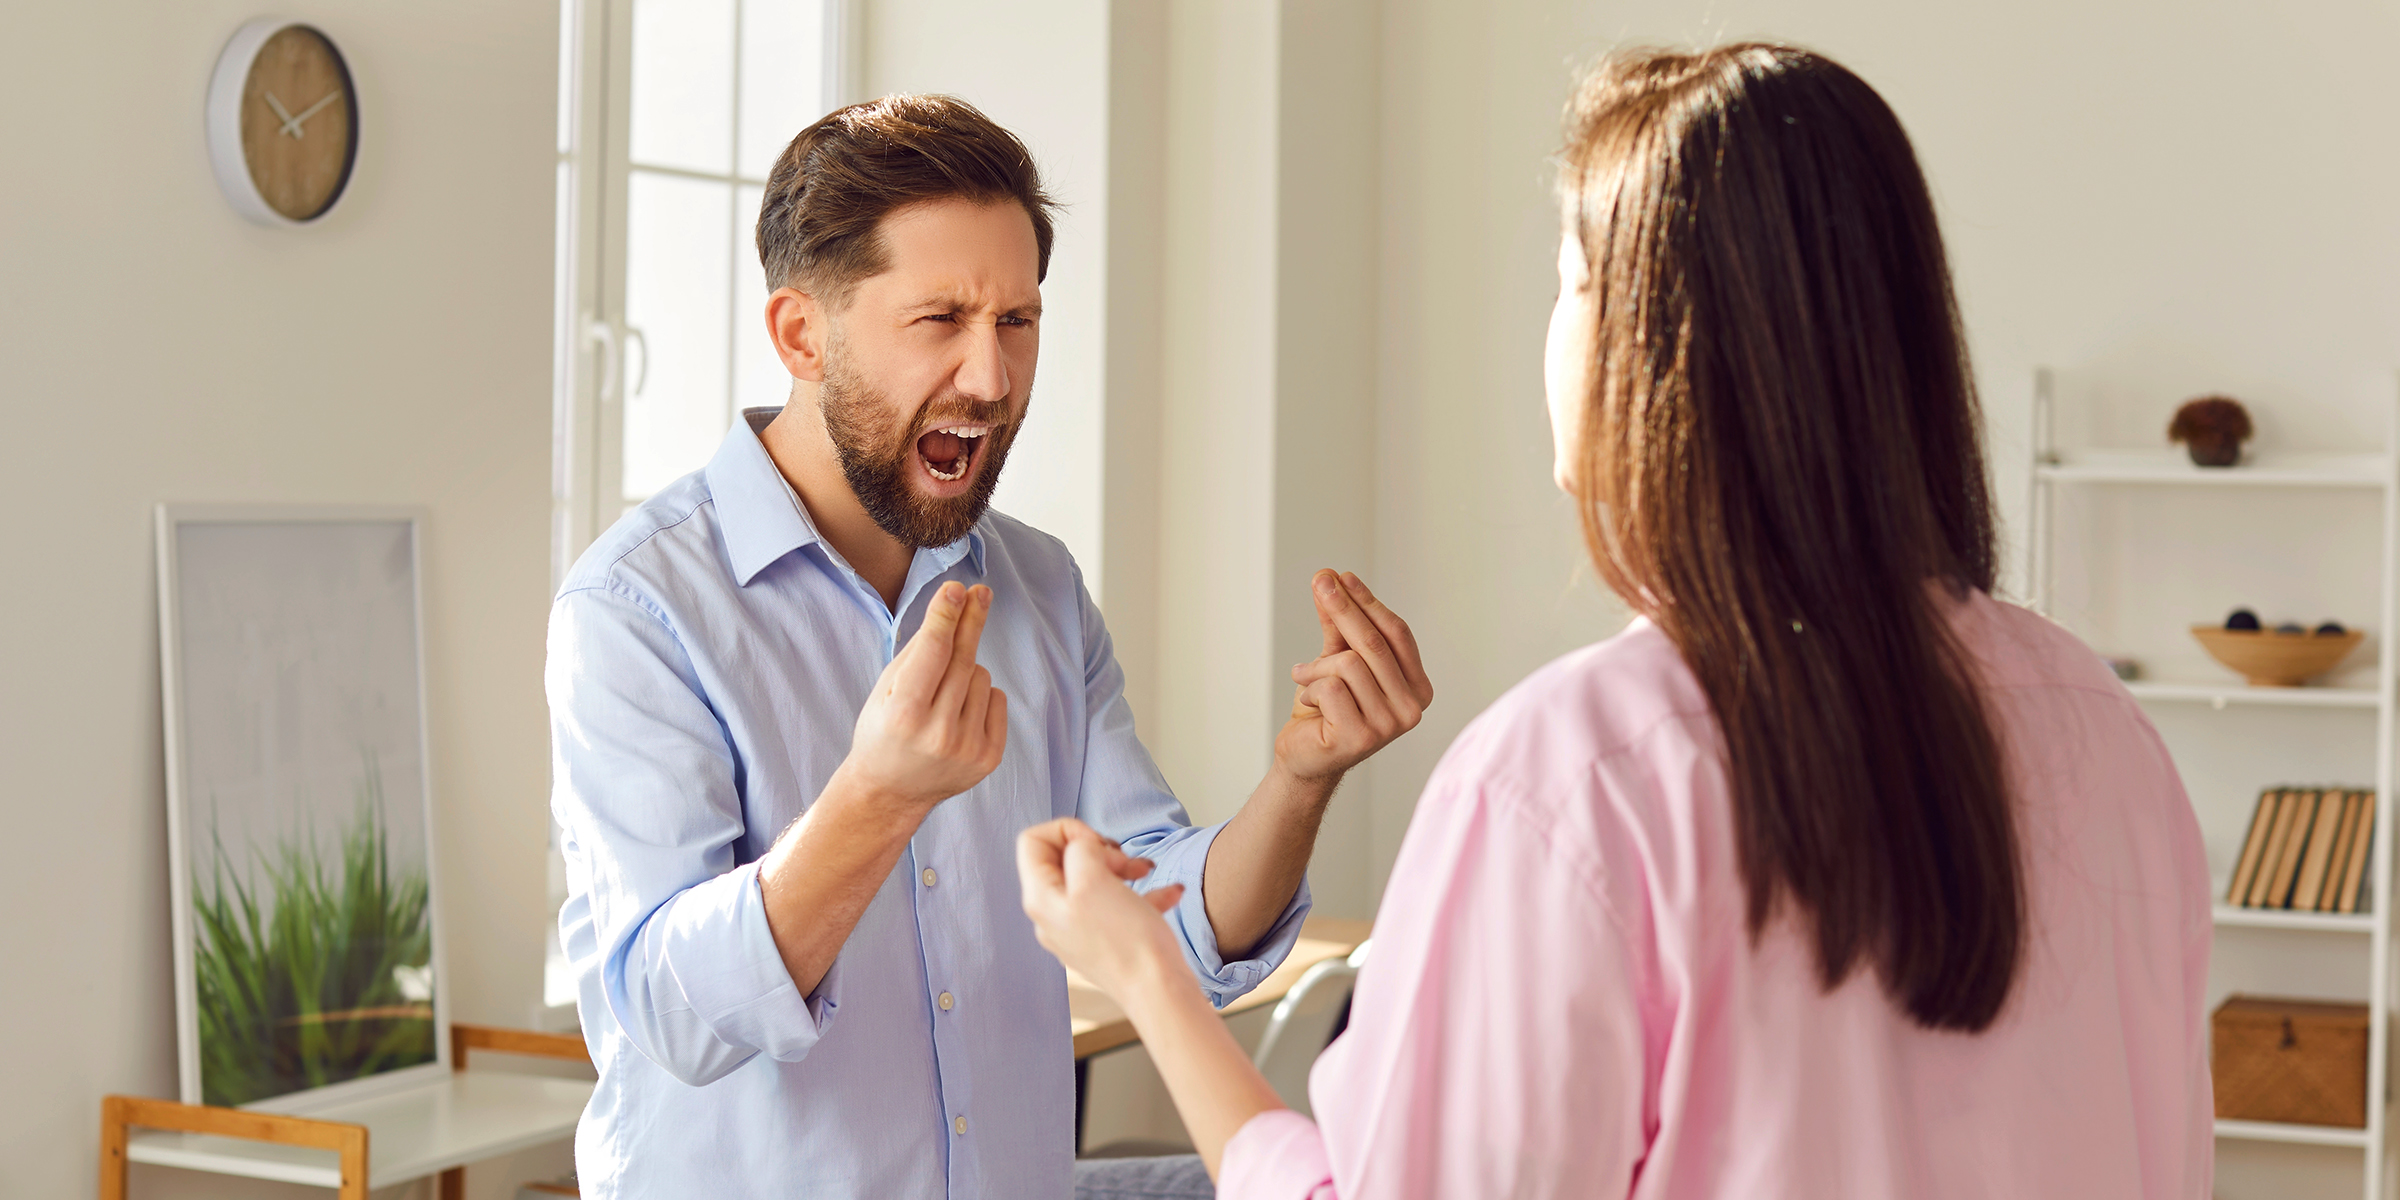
835, 580, 1009, 812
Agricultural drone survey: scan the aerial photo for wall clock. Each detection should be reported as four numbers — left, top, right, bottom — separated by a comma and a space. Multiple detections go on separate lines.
206, 19, 359, 226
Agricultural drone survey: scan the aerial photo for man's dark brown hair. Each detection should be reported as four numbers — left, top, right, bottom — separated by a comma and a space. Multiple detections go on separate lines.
756, 94, 1058, 304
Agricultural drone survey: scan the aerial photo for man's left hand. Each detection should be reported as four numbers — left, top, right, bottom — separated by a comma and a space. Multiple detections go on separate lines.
1276, 569, 1434, 782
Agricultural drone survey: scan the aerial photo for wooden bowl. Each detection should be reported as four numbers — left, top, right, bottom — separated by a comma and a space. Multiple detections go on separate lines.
2191, 626, 2364, 687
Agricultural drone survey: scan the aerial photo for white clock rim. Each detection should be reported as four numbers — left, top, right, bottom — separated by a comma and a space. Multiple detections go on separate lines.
206, 17, 356, 228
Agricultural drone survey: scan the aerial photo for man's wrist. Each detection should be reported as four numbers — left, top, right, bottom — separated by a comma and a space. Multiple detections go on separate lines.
1264, 757, 1344, 809
819, 763, 937, 836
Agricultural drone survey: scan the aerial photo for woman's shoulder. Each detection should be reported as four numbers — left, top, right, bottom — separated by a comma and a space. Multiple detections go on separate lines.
1947, 588, 2134, 700
1435, 617, 1717, 796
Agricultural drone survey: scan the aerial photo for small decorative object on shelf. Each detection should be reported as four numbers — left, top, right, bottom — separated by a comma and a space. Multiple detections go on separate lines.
2225, 787, 2375, 912
2193, 618, 2365, 687
2212, 995, 2369, 1129
2168, 394, 2254, 467
2102, 656, 2140, 681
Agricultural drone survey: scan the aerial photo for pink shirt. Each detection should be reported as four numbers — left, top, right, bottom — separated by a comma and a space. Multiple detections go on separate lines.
1222, 592, 2212, 1199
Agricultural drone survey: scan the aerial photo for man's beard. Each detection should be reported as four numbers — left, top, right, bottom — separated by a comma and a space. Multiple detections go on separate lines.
817, 355, 1022, 550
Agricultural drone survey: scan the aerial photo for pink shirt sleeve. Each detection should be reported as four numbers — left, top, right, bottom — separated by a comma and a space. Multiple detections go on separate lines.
1217, 752, 1653, 1199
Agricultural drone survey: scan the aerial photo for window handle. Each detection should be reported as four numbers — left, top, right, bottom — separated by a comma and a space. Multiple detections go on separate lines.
584, 317, 620, 402
624, 326, 651, 397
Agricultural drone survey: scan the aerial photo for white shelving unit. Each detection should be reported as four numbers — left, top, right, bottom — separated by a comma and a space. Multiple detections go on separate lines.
2028, 368, 2399, 1200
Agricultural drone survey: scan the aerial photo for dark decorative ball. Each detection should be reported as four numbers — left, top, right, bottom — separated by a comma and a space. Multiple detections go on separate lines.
2316, 621, 2348, 636
2168, 395, 2254, 468
2274, 622, 2307, 636
2226, 608, 2262, 631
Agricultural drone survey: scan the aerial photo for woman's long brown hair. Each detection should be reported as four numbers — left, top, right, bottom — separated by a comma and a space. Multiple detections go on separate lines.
1561, 44, 2020, 1031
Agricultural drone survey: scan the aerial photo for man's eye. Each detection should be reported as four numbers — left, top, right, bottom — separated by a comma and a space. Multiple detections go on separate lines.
999, 316, 1032, 328
922, 312, 956, 324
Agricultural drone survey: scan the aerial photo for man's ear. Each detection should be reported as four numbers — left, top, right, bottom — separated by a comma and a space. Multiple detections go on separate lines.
765, 286, 828, 383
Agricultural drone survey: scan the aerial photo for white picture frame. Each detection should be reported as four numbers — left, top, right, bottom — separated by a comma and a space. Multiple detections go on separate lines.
156, 504, 450, 1112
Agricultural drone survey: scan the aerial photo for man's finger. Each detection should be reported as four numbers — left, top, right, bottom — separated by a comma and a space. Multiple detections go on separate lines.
1143, 883, 1185, 914
1341, 572, 1432, 704
981, 687, 1009, 769
1311, 569, 1345, 657
932, 586, 993, 718
1302, 675, 1366, 751
1315, 582, 1414, 720
1318, 650, 1405, 734
893, 582, 968, 704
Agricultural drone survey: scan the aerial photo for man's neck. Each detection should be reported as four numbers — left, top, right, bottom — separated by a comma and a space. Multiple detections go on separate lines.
759, 394, 914, 611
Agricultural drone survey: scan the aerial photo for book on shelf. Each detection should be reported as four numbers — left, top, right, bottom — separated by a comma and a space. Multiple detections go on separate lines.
2263, 789, 2320, 909
2226, 788, 2284, 906
2224, 787, 2378, 913
2336, 792, 2376, 914
2292, 791, 2348, 912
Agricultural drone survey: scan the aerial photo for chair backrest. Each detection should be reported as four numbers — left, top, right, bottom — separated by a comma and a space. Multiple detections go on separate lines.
1251, 941, 1370, 1115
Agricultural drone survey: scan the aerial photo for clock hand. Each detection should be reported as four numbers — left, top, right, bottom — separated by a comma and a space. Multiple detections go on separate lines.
264, 91, 301, 138
287, 89, 344, 133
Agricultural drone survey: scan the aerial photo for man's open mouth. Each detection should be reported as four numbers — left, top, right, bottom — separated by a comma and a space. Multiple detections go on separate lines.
915, 423, 992, 483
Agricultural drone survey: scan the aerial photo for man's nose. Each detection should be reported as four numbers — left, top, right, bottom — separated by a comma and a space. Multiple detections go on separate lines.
954, 322, 1010, 403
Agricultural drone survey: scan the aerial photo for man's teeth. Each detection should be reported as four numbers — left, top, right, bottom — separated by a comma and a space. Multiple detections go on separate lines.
923, 424, 987, 483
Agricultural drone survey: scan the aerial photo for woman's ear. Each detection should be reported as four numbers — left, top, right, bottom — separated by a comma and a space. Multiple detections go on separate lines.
765, 287, 828, 383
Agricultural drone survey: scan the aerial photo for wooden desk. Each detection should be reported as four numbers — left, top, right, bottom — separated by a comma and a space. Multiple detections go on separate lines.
1069, 916, 1370, 1058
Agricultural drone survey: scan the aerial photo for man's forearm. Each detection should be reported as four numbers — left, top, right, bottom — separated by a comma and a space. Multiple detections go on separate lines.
757, 768, 928, 996
1199, 764, 1340, 960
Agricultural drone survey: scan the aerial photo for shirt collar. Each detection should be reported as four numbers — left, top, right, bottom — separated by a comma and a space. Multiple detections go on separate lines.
708, 407, 987, 587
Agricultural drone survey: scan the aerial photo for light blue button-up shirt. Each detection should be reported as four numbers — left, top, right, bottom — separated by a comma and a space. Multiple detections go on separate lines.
548, 409, 1307, 1199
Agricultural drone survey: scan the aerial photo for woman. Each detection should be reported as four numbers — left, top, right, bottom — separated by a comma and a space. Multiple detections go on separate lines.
1023, 43, 2211, 1199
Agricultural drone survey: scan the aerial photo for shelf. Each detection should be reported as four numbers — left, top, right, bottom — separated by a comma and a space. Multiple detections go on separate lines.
2038, 449, 2390, 489
2213, 904, 2375, 933
2124, 681, 2381, 709
2215, 1118, 2371, 1148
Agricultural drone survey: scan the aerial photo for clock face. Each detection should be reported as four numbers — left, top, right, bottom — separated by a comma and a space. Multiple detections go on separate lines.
234, 26, 356, 222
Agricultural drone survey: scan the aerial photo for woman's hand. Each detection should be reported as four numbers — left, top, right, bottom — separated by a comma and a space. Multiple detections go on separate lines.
1016, 818, 1187, 998
1020, 818, 1292, 1179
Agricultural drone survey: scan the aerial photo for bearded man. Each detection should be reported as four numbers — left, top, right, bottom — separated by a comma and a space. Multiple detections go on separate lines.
547, 95, 1433, 1200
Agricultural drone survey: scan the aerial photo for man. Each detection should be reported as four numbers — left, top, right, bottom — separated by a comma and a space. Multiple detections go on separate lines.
548, 95, 1431, 1199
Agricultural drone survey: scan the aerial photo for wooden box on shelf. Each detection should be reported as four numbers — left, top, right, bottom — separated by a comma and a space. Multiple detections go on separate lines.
2213, 996, 2370, 1128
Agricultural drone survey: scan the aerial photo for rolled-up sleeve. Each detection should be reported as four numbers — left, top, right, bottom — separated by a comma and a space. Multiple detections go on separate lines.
548, 583, 831, 1087
1064, 565, 1310, 1007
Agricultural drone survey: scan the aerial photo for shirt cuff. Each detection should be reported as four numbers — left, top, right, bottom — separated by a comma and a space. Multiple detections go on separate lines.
641, 860, 834, 1063
1136, 821, 1313, 1008
1219, 1109, 1339, 1200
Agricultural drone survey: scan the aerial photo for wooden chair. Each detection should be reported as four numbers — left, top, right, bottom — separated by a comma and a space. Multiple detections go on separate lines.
100, 1024, 591, 1200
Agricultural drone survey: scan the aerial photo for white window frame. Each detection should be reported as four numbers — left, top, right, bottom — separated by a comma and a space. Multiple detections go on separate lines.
552, 0, 858, 585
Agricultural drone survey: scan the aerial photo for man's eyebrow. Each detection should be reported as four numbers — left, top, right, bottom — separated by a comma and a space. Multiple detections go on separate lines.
898, 294, 1043, 319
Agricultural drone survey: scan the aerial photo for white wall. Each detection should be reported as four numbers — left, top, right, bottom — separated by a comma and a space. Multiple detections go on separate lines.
0, 2, 561, 1196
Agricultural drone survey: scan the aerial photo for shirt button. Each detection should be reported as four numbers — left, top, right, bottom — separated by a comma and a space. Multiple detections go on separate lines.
922, 867, 937, 887
938, 991, 954, 1011
954, 1115, 968, 1135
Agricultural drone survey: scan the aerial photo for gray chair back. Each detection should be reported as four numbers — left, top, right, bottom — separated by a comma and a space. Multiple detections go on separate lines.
1250, 940, 1370, 1115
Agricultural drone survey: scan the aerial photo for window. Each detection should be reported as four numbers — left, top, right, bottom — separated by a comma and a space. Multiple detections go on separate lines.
546, 0, 855, 1014
555, 0, 854, 580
